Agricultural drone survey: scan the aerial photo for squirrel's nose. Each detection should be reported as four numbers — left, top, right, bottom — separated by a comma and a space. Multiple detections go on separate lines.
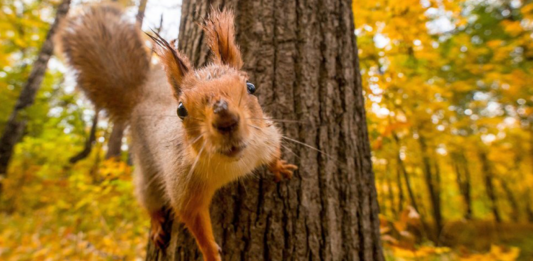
213, 99, 239, 134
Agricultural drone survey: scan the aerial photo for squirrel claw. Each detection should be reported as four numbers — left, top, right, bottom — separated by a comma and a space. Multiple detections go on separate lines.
217, 244, 223, 256
150, 211, 170, 250
269, 159, 298, 182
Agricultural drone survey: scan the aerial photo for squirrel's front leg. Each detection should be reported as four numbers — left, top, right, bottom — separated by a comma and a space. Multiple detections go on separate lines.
181, 207, 221, 261
268, 146, 298, 182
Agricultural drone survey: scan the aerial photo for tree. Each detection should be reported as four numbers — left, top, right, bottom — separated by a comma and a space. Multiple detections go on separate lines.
145, 0, 384, 260
0, 0, 71, 191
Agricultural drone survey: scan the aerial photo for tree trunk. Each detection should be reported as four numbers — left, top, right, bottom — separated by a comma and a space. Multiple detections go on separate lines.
529, 124, 533, 222
499, 178, 519, 222
69, 110, 99, 164
105, 121, 125, 160
392, 134, 418, 214
479, 150, 502, 223
452, 152, 473, 220
395, 157, 405, 215
526, 189, 533, 223
418, 134, 442, 240
0, 0, 71, 191
136, 0, 149, 25
386, 162, 396, 217
145, 0, 384, 260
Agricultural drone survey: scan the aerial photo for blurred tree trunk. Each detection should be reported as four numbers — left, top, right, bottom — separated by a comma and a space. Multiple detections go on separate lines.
105, 121, 125, 159
499, 178, 519, 222
386, 160, 396, 217
529, 125, 533, 222
393, 134, 419, 214
69, 110, 99, 164
479, 150, 502, 223
452, 152, 473, 220
105, 0, 148, 160
145, 0, 384, 260
395, 162, 405, 213
418, 133, 443, 241
0, 0, 71, 193
136, 0, 148, 25
526, 189, 533, 222
390, 132, 405, 214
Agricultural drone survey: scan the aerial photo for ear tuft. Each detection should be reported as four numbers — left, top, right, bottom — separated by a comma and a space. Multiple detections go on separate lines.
146, 31, 191, 97
203, 9, 243, 69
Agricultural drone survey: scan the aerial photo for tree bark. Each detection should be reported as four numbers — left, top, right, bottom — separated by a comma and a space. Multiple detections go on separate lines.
145, 0, 384, 260
0, 0, 71, 190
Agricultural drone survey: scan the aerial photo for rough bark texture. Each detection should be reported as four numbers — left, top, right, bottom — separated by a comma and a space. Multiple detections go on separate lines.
0, 0, 71, 189
145, 0, 383, 260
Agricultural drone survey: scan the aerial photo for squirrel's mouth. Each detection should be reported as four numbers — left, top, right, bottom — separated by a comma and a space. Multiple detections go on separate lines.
218, 143, 247, 158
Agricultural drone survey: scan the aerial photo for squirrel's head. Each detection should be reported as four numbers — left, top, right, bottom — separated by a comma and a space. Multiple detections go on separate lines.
149, 10, 267, 158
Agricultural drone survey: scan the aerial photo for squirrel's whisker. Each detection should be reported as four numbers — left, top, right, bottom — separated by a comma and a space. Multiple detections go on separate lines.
187, 140, 206, 180
281, 144, 300, 160
187, 134, 203, 148
281, 135, 334, 160
247, 117, 305, 124
248, 123, 326, 159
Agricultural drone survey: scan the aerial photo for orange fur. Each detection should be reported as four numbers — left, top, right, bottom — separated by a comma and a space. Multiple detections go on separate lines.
203, 9, 243, 69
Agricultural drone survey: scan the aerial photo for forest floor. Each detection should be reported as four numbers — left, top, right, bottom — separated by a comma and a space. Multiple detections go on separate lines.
381, 218, 533, 261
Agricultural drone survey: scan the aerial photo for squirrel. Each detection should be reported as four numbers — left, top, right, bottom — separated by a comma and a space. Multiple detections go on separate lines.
56, 4, 297, 261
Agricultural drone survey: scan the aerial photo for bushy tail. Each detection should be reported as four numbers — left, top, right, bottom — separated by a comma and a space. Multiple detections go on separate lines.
56, 4, 149, 122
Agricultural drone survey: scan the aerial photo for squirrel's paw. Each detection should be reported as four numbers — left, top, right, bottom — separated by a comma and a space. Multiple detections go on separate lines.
268, 159, 298, 182
150, 210, 170, 249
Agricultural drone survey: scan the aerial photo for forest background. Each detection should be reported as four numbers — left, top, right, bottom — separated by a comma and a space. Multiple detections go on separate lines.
0, 0, 532, 260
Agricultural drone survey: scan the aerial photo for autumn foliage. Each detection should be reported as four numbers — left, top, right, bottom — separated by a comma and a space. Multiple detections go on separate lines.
0, 0, 532, 260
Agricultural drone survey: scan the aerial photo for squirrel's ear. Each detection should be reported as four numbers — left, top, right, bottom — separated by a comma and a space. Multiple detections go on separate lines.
203, 9, 243, 69
147, 32, 191, 98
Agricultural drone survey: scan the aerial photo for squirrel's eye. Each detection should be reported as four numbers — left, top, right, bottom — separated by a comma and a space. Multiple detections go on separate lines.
177, 102, 188, 119
246, 82, 256, 94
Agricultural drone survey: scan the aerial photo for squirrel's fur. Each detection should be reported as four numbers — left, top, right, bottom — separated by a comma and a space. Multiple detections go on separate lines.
56, 4, 149, 123
58, 4, 297, 261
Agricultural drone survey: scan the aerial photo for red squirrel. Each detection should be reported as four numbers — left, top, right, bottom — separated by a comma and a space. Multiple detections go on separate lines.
57, 4, 297, 260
